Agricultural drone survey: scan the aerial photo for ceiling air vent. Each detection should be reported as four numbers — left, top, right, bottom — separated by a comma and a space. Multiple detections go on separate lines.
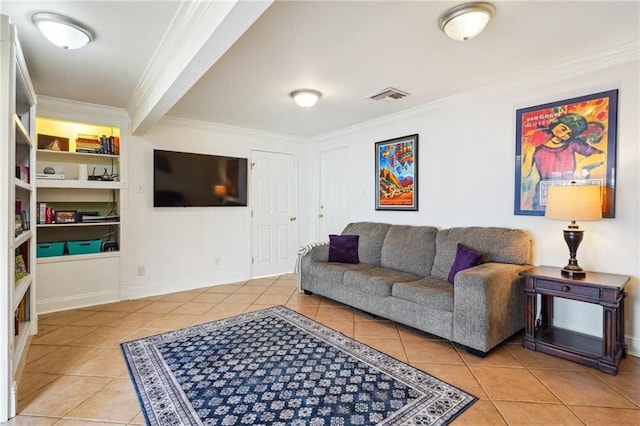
368, 87, 409, 103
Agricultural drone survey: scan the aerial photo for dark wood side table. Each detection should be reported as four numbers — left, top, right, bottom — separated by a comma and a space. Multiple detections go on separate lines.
521, 266, 629, 374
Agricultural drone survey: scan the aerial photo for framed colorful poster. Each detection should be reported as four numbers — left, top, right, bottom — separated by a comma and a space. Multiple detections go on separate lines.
375, 134, 418, 211
514, 90, 618, 217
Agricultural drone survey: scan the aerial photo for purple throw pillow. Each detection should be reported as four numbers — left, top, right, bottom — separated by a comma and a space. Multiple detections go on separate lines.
448, 243, 483, 283
328, 234, 359, 264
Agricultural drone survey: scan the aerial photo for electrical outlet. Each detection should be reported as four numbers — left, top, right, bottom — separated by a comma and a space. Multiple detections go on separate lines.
137, 266, 146, 276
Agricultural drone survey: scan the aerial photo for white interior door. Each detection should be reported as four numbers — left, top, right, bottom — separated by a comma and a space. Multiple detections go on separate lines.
251, 150, 298, 277
318, 147, 350, 239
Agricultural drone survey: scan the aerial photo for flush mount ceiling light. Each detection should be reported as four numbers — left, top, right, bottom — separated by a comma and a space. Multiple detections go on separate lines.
438, 2, 495, 41
291, 89, 322, 108
31, 12, 95, 49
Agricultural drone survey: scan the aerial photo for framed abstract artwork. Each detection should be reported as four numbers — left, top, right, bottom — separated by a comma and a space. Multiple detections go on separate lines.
375, 134, 418, 211
514, 90, 618, 217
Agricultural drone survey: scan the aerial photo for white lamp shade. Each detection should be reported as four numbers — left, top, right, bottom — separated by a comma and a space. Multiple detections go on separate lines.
439, 2, 495, 41
32, 13, 94, 50
291, 89, 321, 108
545, 184, 602, 221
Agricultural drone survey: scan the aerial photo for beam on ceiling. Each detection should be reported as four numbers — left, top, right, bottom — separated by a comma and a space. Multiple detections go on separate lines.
127, 0, 273, 135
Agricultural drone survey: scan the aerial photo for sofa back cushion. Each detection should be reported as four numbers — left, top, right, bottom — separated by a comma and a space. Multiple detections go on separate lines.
381, 225, 438, 276
341, 222, 391, 266
431, 227, 532, 279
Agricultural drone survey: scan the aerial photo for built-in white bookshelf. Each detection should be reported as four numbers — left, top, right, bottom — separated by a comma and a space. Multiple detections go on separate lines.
1, 14, 37, 421
34, 102, 129, 315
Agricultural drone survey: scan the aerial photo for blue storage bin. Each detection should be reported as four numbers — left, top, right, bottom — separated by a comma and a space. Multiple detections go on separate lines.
37, 242, 65, 258
67, 239, 101, 255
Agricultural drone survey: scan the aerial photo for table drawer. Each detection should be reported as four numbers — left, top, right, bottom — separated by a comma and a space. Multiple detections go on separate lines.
536, 279, 600, 299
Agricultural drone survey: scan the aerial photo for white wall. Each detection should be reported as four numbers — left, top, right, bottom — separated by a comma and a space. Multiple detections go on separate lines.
307, 57, 640, 354
127, 118, 311, 299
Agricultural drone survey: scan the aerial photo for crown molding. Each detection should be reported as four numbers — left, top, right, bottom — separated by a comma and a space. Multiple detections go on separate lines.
316, 42, 639, 142
38, 95, 130, 129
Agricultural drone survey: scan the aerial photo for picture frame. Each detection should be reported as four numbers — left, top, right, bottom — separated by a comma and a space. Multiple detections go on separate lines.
55, 210, 77, 224
375, 134, 418, 211
37, 134, 69, 151
514, 90, 618, 217
15, 254, 27, 281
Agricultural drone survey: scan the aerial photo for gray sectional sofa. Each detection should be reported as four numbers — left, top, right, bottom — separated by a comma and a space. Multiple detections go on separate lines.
300, 222, 532, 355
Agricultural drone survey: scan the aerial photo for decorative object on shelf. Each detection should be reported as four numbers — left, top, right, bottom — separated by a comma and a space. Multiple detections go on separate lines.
515, 89, 618, 217
15, 165, 30, 183
545, 182, 602, 276
14, 215, 23, 236
37, 133, 69, 151
31, 12, 95, 50
15, 255, 27, 281
374, 134, 418, 211
54, 210, 77, 224
20, 211, 29, 232
78, 164, 89, 180
438, 2, 495, 41
290, 89, 322, 108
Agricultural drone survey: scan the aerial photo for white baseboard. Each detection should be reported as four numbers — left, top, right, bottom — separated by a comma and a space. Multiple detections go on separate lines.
37, 290, 121, 315
624, 335, 640, 357
126, 272, 250, 300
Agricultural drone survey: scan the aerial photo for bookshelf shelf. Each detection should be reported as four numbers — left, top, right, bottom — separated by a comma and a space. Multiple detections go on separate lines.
13, 275, 32, 311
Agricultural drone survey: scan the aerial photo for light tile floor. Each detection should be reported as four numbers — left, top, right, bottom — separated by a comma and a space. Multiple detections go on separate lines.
9, 274, 640, 425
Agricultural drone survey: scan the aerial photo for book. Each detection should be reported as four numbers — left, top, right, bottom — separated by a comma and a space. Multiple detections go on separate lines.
45, 206, 53, 224
39, 203, 46, 224
36, 173, 66, 180
81, 215, 120, 223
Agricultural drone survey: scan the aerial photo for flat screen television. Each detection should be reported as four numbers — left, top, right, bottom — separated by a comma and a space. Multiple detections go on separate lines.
153, 149, 248, 207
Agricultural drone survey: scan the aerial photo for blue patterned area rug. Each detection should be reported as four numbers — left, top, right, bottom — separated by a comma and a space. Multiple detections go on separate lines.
121, 305, 476, 425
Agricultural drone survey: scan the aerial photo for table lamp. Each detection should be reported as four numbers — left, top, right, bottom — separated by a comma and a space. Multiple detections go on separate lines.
544, 183, 602, 276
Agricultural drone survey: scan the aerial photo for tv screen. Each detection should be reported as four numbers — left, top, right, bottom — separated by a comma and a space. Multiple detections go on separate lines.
153, 150, 248, 207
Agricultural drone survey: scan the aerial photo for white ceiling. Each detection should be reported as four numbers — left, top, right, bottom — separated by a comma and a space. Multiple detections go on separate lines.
2, 0, 639, 138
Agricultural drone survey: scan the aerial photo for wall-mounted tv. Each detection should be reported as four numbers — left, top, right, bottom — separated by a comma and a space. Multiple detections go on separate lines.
153, 149, 248, 207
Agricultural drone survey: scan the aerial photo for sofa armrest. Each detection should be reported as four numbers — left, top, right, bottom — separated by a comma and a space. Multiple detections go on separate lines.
452, 262, 530, 353
298, 243, 329, 290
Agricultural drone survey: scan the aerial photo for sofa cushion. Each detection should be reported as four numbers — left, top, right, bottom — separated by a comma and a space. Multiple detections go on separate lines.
343, 267, 421, 297
309, 261, 374, 285
431, 227, 532, 280
448, 243, 483, 283
381, 225, 438, 276
328, 234, 359, 263
392, 277, 454, 312
341, 222, 391, 266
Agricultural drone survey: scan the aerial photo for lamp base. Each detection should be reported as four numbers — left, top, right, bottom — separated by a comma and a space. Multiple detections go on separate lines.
561, 264, 586, 277
561, 228, 586, 277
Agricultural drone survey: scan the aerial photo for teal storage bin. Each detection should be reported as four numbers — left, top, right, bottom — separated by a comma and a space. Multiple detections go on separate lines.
37, 242, 65, 258
67, 239, 101, 255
